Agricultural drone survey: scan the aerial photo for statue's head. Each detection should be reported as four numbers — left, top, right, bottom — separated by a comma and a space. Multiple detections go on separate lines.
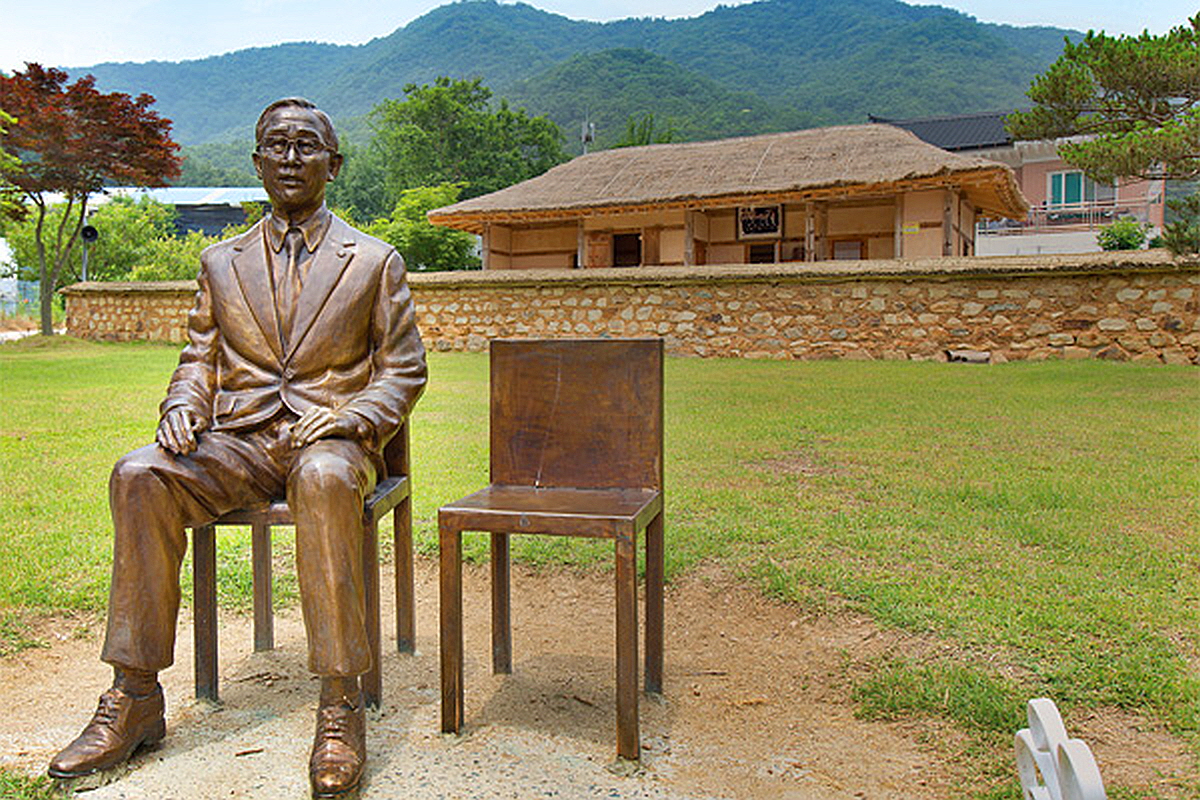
252, 97, 343, 217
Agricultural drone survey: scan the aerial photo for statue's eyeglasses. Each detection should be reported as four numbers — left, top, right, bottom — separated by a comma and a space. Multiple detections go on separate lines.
257, 136, 330, 159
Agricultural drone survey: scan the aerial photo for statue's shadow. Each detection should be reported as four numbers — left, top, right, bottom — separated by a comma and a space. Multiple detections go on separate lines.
147, 635, 428, 786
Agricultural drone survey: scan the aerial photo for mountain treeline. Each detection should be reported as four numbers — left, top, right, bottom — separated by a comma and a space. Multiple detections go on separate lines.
69, 0, 1077, 181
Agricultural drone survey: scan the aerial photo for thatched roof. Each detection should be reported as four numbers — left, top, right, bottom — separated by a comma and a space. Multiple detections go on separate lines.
429, 124, 1028, 234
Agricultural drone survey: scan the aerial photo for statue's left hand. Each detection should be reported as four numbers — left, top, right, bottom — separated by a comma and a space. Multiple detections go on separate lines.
290, 406, 360, 448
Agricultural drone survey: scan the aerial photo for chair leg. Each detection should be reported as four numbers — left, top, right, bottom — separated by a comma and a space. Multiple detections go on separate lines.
439, 518, 464, 733
490, 533, 512, 674
251, 522, 274, 652
362, 520, 382, 710
644, 512, 664, 695
394, 496, 415, 655
193, 524, 219, 703
615, 534, 640, 761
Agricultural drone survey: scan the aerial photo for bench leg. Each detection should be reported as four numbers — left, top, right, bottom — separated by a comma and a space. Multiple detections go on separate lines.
362, 520, 382, 710
439, 519, 464, 733
394, 497, 415, 655
490, 533, 512, 674
251, 522, 274, 652
194, 524, 219, 703
615, 534, 640, 760
645, 512, 664, 695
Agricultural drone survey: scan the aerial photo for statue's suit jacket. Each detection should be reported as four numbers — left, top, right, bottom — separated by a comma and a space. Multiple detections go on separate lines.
161, 213, 427, 456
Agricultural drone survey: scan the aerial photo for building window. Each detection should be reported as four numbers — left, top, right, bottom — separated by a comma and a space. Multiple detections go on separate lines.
747, 243, 776, 263
612, 233, 641, 267
1048, 171, 1115, 207
832, 240, 863, 260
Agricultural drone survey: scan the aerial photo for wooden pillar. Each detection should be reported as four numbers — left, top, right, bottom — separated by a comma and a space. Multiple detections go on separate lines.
577, 220, 585, 269
805, 202, 816, 263
894, 195, 904, 259
816, 203, 828, 262
684, 211, 695, 267
481, 223, 491, 270
943, 190, 955, 256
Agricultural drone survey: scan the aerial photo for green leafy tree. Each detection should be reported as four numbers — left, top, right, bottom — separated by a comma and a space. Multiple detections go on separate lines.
1007, 15, 1200, 184
613, 112, 678, 148
325, 143, 391, 223
176, 141, 258, 186
0, 109, 22, 221
1162, 193, 1200, 254
127, 230, 215, 281
365, 183, 480, 272
370, 77, 566, 204
1096, 217, 1149, 250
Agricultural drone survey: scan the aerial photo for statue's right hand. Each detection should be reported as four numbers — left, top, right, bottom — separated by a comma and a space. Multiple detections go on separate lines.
156, 408, 202, 455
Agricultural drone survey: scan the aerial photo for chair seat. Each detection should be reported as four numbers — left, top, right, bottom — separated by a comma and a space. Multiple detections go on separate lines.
215, 475, 410, 527
439, 485, 661, 539
193, 468, 414, 709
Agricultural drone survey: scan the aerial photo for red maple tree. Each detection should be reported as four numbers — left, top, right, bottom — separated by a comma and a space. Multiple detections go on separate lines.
0, 63, 182, 334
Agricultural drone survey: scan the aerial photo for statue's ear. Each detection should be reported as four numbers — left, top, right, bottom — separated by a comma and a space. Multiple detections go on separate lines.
327, 152, 344, 181
252, 151, 265, 181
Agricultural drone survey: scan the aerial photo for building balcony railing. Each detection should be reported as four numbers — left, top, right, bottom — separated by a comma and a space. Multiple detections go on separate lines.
978, 198, 1158, 237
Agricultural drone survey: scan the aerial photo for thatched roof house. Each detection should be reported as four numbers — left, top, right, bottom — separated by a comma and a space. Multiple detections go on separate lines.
429, 124, 1028, 269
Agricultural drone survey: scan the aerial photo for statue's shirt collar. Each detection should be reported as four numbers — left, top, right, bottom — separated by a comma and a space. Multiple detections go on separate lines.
265, 205, 332, 253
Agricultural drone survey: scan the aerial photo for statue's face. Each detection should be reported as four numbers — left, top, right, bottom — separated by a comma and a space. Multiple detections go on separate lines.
253, 106, 343, 217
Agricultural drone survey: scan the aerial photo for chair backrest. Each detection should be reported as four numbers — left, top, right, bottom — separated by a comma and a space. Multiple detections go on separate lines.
382, 419, 410, 479
489, 338, 663, 491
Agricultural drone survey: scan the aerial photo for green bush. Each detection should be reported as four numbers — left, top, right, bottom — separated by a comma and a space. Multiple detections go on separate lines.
1, 196, 259, 283
1096, 217, 1149, 251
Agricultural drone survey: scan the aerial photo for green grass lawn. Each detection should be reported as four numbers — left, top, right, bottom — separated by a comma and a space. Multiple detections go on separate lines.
1, 336, 1198, 797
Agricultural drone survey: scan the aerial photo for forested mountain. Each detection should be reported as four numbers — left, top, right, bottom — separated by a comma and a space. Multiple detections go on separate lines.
71, 0, 1076, 151
506, 49, 818, 149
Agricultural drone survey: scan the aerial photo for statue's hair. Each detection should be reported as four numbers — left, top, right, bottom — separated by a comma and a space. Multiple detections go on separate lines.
255, 97, 339, 152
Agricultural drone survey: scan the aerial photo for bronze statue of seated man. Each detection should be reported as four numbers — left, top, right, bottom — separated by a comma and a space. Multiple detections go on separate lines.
49, 97, 427, 799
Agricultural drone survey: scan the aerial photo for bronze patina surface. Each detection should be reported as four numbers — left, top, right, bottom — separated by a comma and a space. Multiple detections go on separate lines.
50, 98, 427, 798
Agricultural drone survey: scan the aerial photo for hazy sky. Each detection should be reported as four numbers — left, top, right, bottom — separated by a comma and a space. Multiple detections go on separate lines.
0, 0, 1192, 73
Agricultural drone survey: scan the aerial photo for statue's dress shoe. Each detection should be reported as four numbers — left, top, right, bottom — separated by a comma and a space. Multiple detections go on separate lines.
309, 698, 366, 798
48, 685, 166, 779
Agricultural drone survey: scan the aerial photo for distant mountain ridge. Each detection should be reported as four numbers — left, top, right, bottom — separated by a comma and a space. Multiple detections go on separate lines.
71, 0, 1077, 148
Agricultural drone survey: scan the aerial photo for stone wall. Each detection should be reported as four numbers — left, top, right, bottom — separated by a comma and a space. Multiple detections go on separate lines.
63, 281, 197, 343
63, 251, 1200, 364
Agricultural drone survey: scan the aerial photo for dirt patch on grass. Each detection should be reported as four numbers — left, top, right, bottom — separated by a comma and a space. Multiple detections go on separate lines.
0, 559, 1194, 798
1072, 708, 1199, 795
0, 316, 37, 333
752, 448, 847, 479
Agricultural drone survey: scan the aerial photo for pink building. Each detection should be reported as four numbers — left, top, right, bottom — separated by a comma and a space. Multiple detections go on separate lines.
872, 112, 1167, 255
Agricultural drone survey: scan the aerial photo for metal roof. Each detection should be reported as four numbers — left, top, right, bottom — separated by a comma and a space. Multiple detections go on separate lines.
868, 111, 1015, 152
100, 187, 268, 206
37, 187, 269, 207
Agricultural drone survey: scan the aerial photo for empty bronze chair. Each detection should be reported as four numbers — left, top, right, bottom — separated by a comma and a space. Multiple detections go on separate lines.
191, 422, 415, 709
438, 338, 665, 760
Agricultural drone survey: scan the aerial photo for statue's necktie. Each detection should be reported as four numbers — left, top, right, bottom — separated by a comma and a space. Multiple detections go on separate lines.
277, 227, 305, 345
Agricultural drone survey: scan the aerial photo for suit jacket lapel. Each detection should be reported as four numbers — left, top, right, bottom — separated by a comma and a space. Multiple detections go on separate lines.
231, 224, 285, 363
285, 221, 356, 361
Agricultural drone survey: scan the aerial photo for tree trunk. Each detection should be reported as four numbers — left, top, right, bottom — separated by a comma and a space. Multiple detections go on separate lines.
39, 278, 53, 336
33, 203, 53, 336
